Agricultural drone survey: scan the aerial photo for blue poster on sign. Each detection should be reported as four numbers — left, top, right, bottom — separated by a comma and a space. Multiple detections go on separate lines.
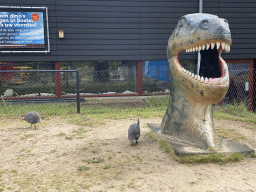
0, 12, 44, 48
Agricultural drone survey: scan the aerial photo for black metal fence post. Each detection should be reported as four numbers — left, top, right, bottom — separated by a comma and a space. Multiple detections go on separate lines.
76, 69, 80, 114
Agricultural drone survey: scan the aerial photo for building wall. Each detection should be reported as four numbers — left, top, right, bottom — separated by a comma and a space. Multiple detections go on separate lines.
0, 0, 58, 61
217, 0, 256, 60
0, 0, 255, 61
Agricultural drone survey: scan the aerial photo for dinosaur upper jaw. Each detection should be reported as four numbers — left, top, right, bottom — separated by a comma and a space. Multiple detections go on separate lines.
169, 40, 230, 105
185, 41, 230, 54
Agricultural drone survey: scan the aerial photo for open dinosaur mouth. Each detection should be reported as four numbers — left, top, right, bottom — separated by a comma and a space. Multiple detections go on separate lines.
178, 41, 231, 85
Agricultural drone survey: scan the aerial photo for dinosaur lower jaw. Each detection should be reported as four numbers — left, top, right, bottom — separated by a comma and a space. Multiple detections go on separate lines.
169, 54, 229, 105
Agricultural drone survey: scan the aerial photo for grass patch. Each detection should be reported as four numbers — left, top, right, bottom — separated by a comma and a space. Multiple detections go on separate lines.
128, 181, 135, 188
20, 134, 34, 140
246, 126, 255, 130
65, 136, 72, 140
20, 148, 27, 152
58, 132, 66, 137
213, 111, 256, 123
214, 101, 256, 123
225, 101, 256, 118
145, 95, 169, 109
0, 96, 254, 126
145, 131, 159, 142
78, 166, 90, 171
83, 158, 104, 164
132, 155, 143, 163
103, 164, 111, 169
0, 96, 168, 124
216, 127, 247, 143
178, 152, 250, 164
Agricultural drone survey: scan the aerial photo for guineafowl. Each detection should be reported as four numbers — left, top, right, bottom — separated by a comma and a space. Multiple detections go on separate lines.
22, 111, 41, 128
128, 119, 140, 146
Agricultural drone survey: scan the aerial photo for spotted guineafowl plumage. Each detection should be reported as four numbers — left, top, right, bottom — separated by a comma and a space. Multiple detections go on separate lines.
23, 111, 41, 128
128, 119, 140, 146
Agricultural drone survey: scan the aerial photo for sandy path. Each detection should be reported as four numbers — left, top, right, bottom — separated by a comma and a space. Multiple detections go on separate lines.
0, 116, 255, 192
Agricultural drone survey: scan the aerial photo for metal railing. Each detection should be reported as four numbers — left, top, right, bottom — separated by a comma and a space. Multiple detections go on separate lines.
0, 69, 80, 113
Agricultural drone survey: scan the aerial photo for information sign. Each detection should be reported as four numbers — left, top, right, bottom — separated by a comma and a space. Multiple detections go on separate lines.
0, 12, 44, 48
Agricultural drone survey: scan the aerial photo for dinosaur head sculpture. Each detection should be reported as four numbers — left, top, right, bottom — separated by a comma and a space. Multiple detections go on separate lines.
161, 13, 232, 149
167, 13, 231, 105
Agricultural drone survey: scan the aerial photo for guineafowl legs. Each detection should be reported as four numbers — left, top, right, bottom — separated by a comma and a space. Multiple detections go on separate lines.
130, 140, 139, 146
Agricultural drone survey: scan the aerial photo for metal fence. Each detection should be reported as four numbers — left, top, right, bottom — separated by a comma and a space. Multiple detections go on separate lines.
0, 68, 168, 115
213, 66, 255, 119
0, 66, 255, 119
0, 69, 81, 114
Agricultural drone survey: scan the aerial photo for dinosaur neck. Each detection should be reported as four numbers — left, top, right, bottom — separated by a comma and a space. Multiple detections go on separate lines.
161, 62, 216, 149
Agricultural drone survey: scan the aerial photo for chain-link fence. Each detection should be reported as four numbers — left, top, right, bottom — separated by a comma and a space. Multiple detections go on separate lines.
0, 69, 81, 116
0, 63, 255, 119
0, 66, 168, 116
213, 65, 255, 119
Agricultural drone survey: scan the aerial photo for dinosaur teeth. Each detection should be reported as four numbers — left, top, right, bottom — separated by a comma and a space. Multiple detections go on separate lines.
180, 62, 229, 86
211, 42, 215, 49
222, 42, 226, 50
185, 42, 230, 53
206, 44, 210, 50
225, 45, 230, 53
184, 69, 188, 73
216, 42, 220, 49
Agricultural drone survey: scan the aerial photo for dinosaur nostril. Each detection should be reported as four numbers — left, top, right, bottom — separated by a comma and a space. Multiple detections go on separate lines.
215, 26, 231, 40
216, 26, 225, 34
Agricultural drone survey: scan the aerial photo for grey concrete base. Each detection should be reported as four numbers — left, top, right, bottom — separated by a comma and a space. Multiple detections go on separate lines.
148, 123, 255, 156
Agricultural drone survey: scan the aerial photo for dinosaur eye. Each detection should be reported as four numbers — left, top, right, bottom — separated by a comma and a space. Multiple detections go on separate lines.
202, 19, 209, 25
223, 19, 228, 24
179, 17, 187, 27
201, 19, 209, 28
